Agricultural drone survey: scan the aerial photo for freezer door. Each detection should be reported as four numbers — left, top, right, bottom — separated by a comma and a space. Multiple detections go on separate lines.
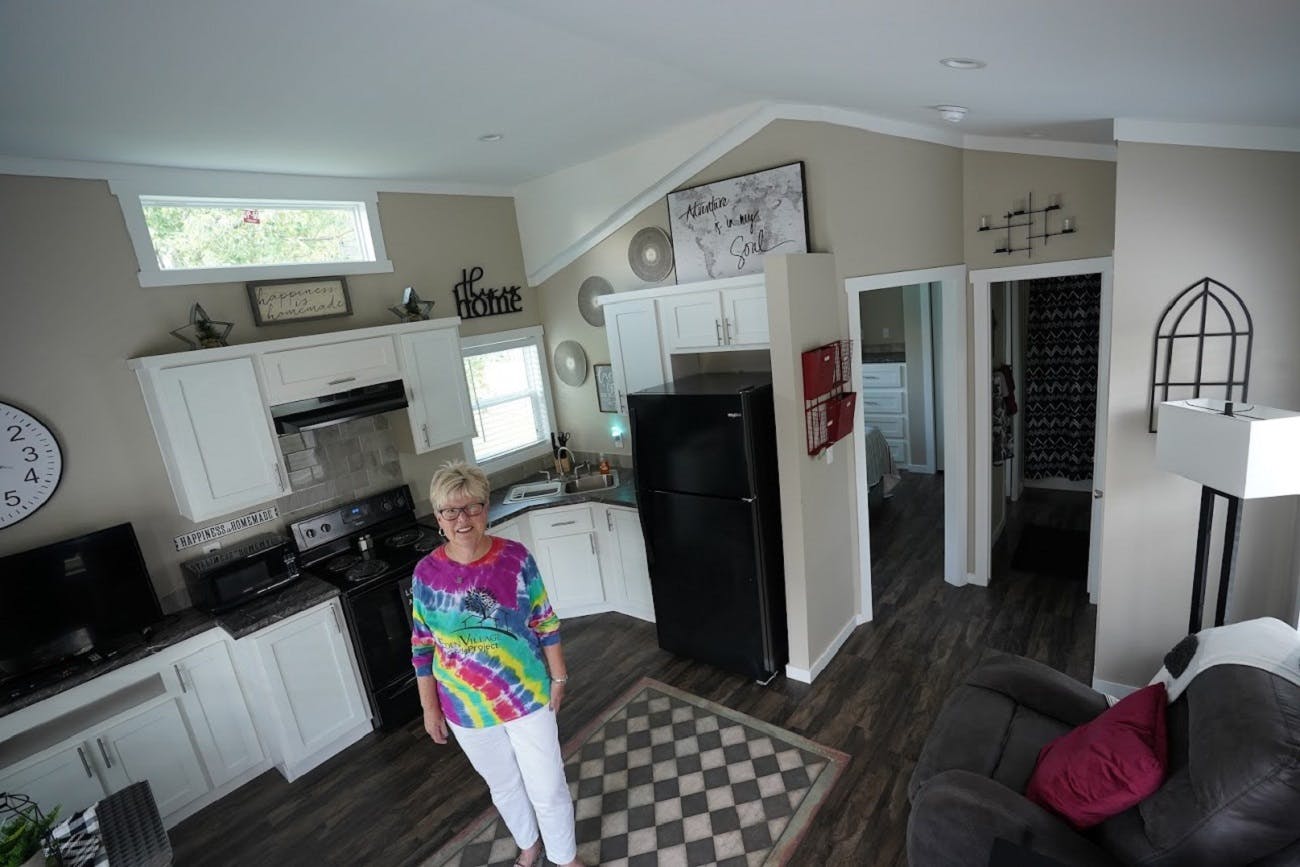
629, 393, 752, 498
641, 489, 776, 680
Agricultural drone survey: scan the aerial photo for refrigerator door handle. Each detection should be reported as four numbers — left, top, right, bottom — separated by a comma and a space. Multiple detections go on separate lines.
742, 497, 755, 503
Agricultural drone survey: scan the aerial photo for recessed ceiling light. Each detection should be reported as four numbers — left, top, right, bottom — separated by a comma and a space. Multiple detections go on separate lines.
933, 105, 968, 123
477, 133, 504, 142
940, 57, 986, 70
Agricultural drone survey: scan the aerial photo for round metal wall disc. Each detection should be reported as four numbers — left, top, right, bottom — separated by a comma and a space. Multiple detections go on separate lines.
577, 276, 613, 327
628, 226, 674, 282
553, 340, 589, 387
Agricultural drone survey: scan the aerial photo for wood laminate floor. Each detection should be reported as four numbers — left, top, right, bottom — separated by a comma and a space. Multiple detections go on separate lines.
171, 473, 1096, 866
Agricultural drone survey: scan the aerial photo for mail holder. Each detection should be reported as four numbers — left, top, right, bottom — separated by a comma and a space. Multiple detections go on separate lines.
802, 339, 855, 456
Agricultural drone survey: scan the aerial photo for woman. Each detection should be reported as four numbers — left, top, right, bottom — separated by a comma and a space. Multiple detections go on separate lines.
412, 460, 583, 867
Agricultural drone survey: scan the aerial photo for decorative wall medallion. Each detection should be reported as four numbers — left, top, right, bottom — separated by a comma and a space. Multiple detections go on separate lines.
0, 401, 64, 529
553, 340, 589, 387
578, 276, 613, 327
627, 226, 674, 282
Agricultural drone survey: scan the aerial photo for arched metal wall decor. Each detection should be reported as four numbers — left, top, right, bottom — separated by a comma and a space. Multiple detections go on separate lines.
1148, 277, 1253, 433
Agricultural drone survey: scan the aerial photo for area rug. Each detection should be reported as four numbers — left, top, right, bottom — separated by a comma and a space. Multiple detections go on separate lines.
423, 677, 849, 867
1011, 523, 1089, 581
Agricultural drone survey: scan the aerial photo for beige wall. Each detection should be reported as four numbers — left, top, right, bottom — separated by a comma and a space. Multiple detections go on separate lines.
901, 285, 927, 464
1096, 143, 1300, 687
0, 176, 529, 608
858, 285, 904, 349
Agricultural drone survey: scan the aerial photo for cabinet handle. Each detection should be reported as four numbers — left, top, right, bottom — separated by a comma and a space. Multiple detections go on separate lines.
272, 463, 285, 492
617, 390, 625, 414
715, 320, 722, 345
422, 423, 431, 448
77, 746, 93, 779
97, 738, 113, 769
724, 318, 733, 343
552, 520, 577, 527
589, 535, 596, 555
332, 604, 344, 634
607, 511, 613, 532
328, 376, 357, 386
174, 663, 187, 693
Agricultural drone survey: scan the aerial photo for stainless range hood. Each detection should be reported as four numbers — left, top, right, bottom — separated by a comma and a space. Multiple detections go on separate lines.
271, 379, 408, 434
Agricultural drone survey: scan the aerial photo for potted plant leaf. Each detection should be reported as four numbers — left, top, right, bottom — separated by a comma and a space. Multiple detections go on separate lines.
0, 796, 61, 867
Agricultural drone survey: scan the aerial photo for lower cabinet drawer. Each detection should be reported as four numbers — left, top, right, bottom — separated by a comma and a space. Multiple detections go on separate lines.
887, 440, 908, 463
529, 506, 595, 537
861, 392, 904, 414
864, 415, 906, 439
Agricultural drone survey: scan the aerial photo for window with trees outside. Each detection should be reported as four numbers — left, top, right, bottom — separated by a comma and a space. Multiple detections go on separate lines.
140, 196, 375, 270
462, 327, 556, 467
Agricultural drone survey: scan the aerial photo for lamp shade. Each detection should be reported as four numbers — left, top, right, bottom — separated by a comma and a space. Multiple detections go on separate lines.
1156, 400, 1300, 499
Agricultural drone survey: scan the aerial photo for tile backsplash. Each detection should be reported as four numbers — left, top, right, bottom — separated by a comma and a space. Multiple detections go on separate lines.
276, 414, 403, 519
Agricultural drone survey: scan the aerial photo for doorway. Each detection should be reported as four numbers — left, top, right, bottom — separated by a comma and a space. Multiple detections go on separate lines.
972, 257, 1112, 603
846, 265, 967, 623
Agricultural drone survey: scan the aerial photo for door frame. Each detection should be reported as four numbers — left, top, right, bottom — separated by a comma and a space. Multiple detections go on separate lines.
970, 257, 1112, 601
845, 265, 969, 623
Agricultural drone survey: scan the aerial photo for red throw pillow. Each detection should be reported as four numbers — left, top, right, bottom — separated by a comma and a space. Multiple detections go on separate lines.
1024, 683, 1168, 829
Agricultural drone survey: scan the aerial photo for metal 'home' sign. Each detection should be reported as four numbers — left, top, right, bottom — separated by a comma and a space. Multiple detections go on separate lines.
453, 266, 523, 320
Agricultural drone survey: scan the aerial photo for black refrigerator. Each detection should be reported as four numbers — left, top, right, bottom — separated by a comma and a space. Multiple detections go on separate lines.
629, 373, 788, 682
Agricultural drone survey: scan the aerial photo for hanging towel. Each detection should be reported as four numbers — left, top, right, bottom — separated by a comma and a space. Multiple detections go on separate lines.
1149, 617, 1300, 702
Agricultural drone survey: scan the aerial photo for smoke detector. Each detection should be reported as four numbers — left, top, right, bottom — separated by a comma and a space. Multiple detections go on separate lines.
934, 105, 968, 123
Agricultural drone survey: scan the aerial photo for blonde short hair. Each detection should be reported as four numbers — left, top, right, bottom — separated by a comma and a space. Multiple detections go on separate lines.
429, 460, 490, 511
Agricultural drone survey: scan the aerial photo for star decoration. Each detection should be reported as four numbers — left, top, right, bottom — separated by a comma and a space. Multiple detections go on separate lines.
170, 303, 233, 350
389, 286, 434, 322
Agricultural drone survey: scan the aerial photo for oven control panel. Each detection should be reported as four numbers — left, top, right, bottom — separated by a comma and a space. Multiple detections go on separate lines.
290, 485, 413, 552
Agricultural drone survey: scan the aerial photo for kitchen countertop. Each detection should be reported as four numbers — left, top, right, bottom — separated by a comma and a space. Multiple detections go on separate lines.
0, 575, 339, 718
487, 469, 638, 526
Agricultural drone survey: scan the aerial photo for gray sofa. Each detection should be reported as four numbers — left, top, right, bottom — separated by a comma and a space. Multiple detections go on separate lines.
907, 654, 1300, 866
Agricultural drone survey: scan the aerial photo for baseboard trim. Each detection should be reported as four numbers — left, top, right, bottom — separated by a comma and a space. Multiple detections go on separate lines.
1091, 678, 1139, 699
785, 615, 860, 685
784, 665, 812, 684
281, 721, 372, 783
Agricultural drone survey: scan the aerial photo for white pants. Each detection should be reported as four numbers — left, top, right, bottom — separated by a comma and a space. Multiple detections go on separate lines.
450, 707, 577, 864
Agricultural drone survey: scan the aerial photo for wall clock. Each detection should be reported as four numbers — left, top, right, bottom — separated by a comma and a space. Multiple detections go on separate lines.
0, 401, 63, 529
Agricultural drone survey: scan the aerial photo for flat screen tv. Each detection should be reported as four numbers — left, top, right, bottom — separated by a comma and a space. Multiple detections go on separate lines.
0, 522, 164, 684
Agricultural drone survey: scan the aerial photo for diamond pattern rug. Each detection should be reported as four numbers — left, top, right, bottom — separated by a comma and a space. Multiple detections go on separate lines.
423, 677, 848, 867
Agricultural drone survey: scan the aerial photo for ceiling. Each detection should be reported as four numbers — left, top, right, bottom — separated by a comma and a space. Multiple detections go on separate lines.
2, 1, 1298, 187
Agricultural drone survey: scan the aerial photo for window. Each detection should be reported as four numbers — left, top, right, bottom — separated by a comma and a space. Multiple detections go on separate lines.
462, 327, 556, 467
140, 197, 373, 270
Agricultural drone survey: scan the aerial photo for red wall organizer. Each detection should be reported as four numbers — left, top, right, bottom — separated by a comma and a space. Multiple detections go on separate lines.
802, 339, 856, 456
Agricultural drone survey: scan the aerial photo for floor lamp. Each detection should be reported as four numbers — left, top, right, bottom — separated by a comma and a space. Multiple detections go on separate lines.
1156, 399, 1300, 633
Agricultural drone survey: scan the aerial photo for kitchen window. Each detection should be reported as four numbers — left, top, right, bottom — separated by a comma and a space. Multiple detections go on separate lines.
462, 327, 557, 468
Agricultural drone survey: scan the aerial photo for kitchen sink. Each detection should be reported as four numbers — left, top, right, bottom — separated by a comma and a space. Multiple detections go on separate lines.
504, 480, 564, 503
563, 472, 619, 494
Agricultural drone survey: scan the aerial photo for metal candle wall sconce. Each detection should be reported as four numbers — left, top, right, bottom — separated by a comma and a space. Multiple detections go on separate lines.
1148, 277, 1253, 433
977, 192, 1076, 256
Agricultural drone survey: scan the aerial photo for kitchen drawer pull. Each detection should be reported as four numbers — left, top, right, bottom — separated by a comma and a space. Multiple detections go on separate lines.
589, 535, 596, 555
97, 738, 112, 769
422, 423, 431, 448
551, 520, 578, 527
77, 746, 93, 778
715, 320, 722, 345
328, 376, 357, 386
724, 318, 733, 343
272, 463, 285, 491
174, 663, 187, 693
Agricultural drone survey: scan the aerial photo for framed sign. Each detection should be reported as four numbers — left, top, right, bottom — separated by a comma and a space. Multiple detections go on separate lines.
666, 161, 808, 283
594, 364, 618, 413
246, 276, 352, 325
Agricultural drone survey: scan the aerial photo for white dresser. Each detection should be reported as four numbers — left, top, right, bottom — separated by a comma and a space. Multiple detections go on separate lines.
861, 362, 909, 465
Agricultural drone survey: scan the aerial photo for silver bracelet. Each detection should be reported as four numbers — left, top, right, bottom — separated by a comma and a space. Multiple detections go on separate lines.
551, 675, 568, 685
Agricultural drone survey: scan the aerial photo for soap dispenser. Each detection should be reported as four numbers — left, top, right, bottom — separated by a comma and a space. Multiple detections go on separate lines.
598, 453, 611, 475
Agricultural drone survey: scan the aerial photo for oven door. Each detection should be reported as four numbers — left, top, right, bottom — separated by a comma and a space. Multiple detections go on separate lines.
347, 579, 416, 703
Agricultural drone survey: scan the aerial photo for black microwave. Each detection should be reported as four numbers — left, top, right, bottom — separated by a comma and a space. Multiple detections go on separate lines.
180, 533, 300, 613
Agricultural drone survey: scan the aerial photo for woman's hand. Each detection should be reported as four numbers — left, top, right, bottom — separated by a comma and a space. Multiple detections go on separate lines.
549, 680, 566, 714
424, 707, 449, 744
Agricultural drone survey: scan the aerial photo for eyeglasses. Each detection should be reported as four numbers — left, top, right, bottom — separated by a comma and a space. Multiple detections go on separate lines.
437, 502, 486, 520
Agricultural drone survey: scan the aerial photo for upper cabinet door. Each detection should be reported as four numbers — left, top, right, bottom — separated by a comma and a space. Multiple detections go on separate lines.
400, 327, 476, 454
658, 291, 725, 352
145, 358, 285, 521
721, 284, 769, 347
605, 300, 667, 414
260, 337, 402, 405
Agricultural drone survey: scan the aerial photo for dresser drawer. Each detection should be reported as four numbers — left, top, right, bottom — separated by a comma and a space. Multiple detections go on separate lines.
529, 506, 595, 538
887, 440, 908, 464
861, 392, 904, 414
864, 416, 906, 439
861, 364, 904, 388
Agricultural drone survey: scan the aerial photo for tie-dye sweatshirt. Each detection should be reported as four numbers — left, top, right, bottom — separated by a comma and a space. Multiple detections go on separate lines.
410, 536, 561, 728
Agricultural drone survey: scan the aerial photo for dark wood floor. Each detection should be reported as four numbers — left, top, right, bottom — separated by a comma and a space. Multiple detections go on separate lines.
171, 473, 1095, 866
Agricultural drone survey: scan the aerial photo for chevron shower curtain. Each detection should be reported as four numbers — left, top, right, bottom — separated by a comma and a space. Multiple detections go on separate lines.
1023, 274, 1100, 481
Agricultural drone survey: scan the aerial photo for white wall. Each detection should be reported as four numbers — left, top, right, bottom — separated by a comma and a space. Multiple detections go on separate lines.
1095, 142, 1300, 687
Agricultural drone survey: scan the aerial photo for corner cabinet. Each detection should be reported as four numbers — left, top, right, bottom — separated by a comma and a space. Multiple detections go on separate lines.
658, 276, 769, 353
529, 506, 605, 618
133, 356, 287, 522
400, 326, 477, 453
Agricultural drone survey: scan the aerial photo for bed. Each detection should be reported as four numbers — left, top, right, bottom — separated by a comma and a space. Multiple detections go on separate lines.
862, 424, 901, 500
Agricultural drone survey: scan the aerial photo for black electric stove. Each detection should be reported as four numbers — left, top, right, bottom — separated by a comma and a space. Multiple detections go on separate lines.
289, 485, 439, 730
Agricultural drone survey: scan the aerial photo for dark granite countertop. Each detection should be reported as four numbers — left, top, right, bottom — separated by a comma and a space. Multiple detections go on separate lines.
1, 576, 338, 719
487, 469, 638, 526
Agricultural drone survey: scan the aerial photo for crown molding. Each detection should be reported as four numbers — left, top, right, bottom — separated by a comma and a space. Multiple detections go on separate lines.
1114, 119, 1300, 153
0, 154, 513, 197
962, 134, 1117, 162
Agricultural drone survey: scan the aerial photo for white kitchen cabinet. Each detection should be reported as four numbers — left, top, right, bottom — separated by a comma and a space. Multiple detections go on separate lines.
657, 276, 768, 353
658, 290, 725, 352
400, 325, 477, 453
260, 336, 402, 405
135, 356, 286, 521
239, 599, 371, 781
862, 362, 909, 466
0, 742, 108, 819
173, 641, 264, 788
96, 699, 211, 818
604, 506, 654, 622
721, 282, 770, 347
529, 506, 605, 617
604, 299, 668, 415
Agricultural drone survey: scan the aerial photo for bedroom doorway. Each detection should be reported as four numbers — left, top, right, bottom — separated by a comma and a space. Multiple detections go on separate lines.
846, 265, 967, 623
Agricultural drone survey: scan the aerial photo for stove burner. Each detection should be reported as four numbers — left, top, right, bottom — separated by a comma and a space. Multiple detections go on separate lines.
412, 529, 440, 553
327, 554, 362, 573
385, 529, 420, 548
346, 559, 389, 582
385, 526, 440, 554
